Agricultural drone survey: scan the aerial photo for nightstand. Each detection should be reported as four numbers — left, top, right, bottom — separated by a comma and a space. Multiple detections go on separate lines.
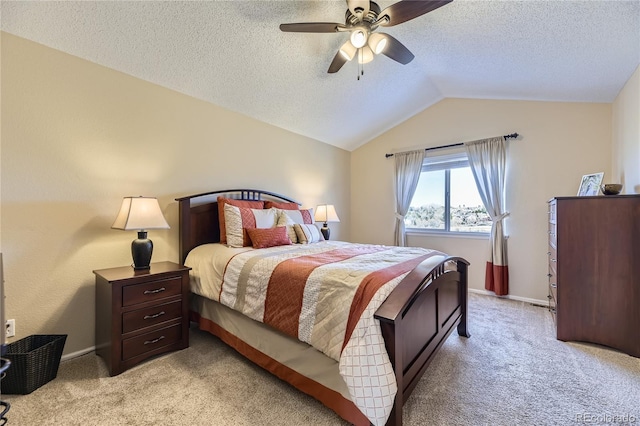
94, 261, 191, 376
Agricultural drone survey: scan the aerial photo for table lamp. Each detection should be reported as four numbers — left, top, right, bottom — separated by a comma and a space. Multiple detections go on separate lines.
314, 204, 340, 240
112, 196, 170, 270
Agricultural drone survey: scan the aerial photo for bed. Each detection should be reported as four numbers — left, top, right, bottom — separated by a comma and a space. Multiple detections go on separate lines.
176, 189, 470, 426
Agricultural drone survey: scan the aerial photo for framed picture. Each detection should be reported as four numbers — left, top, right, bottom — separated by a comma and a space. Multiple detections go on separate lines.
577, 172, 604, 196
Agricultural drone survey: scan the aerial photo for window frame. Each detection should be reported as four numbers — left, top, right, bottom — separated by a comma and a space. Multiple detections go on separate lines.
405, 151, 490, 237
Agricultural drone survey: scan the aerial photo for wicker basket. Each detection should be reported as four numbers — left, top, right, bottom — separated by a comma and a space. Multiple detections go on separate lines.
1, 334, 67, 394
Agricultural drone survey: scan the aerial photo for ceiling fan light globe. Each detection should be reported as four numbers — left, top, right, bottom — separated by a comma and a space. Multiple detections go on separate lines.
368, 33, 387, 54
350, 29, 368, 48
339, 41, 357, 61
358, 45, 375, 64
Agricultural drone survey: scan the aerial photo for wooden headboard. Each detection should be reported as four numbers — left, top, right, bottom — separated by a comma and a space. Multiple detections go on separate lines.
175, 189, 300, 264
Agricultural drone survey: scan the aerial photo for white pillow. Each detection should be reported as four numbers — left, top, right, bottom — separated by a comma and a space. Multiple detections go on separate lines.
224, 204, 278, 247
282, 208, 315, 225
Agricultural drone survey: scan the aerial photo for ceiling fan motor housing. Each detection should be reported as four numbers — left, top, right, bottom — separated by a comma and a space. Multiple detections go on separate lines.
345, 1, 382, 29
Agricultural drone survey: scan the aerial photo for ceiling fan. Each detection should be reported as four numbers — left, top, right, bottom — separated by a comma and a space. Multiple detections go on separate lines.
280, 0, 452, 74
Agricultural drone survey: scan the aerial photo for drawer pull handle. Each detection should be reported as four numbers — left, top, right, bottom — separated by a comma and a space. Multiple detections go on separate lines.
143, 336, 165, 345
143, 311, 166, 320
550, 283, 557, 288
550, 258, 556, 262
143, 287, 166, 295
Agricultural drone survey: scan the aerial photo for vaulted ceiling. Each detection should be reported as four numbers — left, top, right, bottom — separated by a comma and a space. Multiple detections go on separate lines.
2, 1, 639, 151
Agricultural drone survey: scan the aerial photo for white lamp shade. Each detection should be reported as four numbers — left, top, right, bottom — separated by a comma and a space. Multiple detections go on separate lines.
314, 204, 340, 223
339, 40, 357, 61
350, 28, 368, 49
368, 33, 388, 55
357, 45, 375, 64
112, 196, 170, 231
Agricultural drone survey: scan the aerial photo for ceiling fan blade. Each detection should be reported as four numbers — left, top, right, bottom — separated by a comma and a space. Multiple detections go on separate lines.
378, 33, 415, 64
347, 0, 370, 18
328, 41, 355, 73
379, 0, 452, 27
280, 22, 346, 33
328, 51, 348, 74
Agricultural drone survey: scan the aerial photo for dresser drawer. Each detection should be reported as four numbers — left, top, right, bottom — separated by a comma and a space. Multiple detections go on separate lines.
122, 323, 182, 361
548, 267, 557, 287
548, 246, 557, 273
548, 201, 557, 223
122, 276, 182, 306
122, 299, 182, 334
549, 281, 557, 305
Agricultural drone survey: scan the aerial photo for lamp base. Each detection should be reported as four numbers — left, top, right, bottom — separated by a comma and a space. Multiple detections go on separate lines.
320, 224, 330, 240
131, 231, 153, 270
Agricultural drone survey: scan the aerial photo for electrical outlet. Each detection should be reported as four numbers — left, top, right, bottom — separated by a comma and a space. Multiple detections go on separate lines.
6, 319, 15, 338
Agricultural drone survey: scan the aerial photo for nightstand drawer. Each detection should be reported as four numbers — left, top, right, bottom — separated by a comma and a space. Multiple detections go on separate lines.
122, 300, 182, 334
122, 276, 182, 306
122, 323, 182, 361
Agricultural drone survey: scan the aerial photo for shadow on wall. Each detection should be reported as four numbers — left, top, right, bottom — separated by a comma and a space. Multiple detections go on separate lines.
49, 283, 95, 357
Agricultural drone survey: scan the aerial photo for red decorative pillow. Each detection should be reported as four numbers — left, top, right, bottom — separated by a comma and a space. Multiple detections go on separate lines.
264, 201, 299, 210
218, 197, 264, 244
246, 226, 292, 249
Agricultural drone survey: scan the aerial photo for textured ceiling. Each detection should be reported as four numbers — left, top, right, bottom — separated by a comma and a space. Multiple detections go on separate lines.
2, 1, 639, 151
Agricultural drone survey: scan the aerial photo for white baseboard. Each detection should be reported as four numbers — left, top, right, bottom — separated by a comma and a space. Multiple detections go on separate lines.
61, 345, 95, 362
469, 288, 549, 307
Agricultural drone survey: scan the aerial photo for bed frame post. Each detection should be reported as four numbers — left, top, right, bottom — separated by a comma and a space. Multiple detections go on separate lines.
388, 325, 404, 426
178, 198, 191, 265
457, 261, 471, 338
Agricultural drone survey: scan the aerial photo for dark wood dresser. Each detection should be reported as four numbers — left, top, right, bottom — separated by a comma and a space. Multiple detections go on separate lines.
94, 261, 191, 375
548, 195, 640, 357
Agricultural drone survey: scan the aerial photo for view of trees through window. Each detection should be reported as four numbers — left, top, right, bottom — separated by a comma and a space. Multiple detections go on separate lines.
405, 165, 491, 233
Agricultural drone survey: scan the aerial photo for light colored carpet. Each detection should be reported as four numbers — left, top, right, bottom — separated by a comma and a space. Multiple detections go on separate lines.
3, 293, 639, 425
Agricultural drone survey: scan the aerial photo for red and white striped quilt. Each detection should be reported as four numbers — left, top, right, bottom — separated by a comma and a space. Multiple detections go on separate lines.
215, 241, 445, 425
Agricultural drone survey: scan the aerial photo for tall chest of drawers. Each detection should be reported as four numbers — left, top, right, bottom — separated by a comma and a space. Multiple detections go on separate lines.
94, 261, 191, 375
548, 195, 640, 357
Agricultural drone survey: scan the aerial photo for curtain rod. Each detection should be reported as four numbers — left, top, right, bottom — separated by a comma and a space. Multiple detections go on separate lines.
384, 133, 519, 158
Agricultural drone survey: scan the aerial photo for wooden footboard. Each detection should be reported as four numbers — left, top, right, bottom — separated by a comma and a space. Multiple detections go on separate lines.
375, 257, 470, 426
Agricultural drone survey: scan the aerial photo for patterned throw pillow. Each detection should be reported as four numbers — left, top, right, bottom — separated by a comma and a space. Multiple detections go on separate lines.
264, 201, 299, 210
276, 210, 299, 244
217, 197, 264, 244
224, 204, 278, 247
293, 223, 325, 244
246, 226, 292, 249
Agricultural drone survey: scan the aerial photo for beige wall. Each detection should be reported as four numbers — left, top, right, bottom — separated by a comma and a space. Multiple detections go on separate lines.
351, 98, 612, 302
0, 33, 350, 356
612, 65, 640, 194
2, 30, 632, 356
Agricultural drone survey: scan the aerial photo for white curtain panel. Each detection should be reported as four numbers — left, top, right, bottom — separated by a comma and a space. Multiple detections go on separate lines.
465, 136, 510, 295
393, 150, 425, 247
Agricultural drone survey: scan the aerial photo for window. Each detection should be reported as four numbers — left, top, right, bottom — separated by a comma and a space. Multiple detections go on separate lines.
405, 151, 490, 233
